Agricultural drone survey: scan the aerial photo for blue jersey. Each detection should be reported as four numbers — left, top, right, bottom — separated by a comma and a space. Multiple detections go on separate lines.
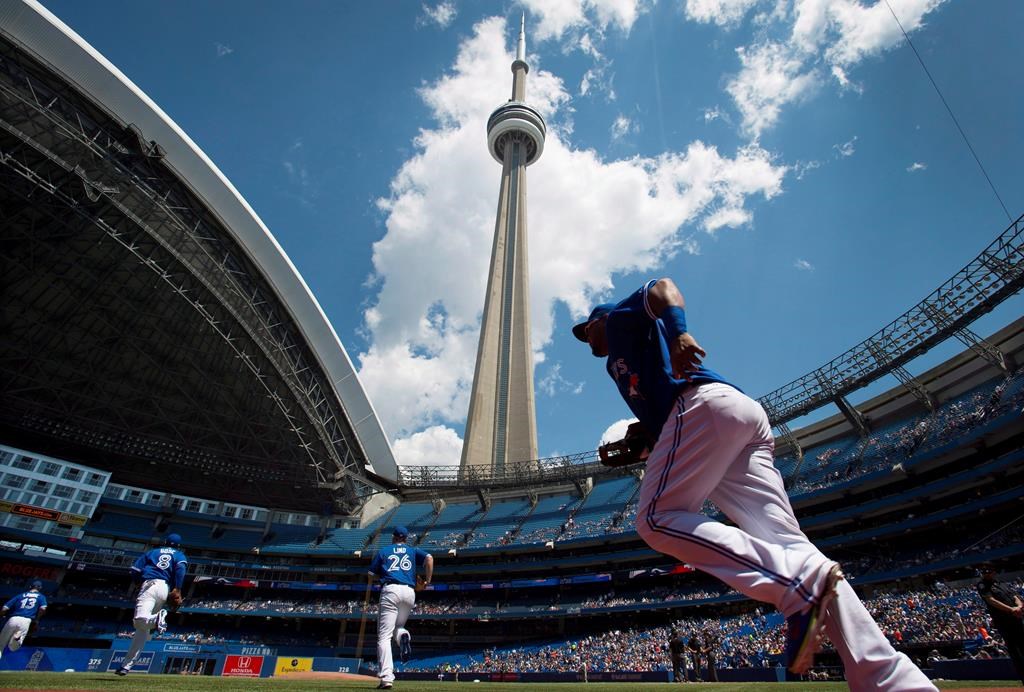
3, 590, 46, 618
605, 280, 735, 435
131, 546, 188, 590
370, 543, 429, 587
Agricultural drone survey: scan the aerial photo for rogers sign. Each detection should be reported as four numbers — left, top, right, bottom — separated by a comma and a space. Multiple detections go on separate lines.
222, 654, 264, 677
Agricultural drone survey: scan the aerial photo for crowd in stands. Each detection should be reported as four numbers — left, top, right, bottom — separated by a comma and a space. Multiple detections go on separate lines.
433, 580, 1023, 674
787, 371, 1024, 496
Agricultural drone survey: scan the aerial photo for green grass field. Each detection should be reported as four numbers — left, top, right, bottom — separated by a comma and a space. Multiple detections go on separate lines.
0, 673, 1020, 691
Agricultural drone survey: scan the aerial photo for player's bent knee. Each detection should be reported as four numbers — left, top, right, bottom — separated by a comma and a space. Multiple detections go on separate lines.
133, 617, 150, 631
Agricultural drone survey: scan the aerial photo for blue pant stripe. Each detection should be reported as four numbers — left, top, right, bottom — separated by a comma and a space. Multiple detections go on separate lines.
646, 395, 817, 605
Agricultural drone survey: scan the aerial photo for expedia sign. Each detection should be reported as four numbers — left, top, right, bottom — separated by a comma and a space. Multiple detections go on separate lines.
274, 656, 313, 675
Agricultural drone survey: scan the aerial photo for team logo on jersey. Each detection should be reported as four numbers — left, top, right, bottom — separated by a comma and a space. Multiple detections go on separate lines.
610, 359, 644, 400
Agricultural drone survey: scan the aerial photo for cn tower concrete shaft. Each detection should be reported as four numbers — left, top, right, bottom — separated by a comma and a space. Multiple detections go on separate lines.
461, 17, 546, 476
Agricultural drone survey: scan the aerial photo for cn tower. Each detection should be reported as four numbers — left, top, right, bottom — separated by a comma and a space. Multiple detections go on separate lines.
460, 16, 546, 475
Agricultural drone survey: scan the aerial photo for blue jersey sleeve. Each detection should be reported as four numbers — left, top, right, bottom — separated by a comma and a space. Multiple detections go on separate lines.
173, 550, 188, 590
369, 551, 384, 576
2, 595, 17, 611
130, 552, 146, 580
37, 594, 47, 610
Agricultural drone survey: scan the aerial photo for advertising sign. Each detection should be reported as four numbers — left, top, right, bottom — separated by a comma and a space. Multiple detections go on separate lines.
274, 656, 313, 675
222, 654, 264, 677
106, 651, 154, 673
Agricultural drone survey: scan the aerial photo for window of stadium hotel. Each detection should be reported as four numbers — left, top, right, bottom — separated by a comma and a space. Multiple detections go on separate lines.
61, 467, 82, 481
3, 474, 26, 488
39, 461, 60, 476
148, 493, 163, 506
240, 508, 254, 520
30, 479, 50, 493
86, 472, 105, 486
54, 484, 74, 498
78, 490, 97, 504
15, 517, 39, 531
11, 455, 35, 470
127, 489, 143, 502
186, 500, 201, 512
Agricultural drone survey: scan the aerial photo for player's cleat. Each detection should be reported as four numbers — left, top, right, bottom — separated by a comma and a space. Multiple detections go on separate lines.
376, 682, 393, 689
399, 631, 412, 663
115, 667, 129, 676
156, 608, 168, 634
786, 563, 844, 675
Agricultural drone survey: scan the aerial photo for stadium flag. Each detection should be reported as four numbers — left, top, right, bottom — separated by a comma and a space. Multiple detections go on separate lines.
274, 656, 313, 675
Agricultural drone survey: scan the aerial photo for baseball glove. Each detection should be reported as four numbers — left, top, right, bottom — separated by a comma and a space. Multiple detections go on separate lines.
599, 421, 655, 467
167, 588, 183, 611
415, 576, 428, 592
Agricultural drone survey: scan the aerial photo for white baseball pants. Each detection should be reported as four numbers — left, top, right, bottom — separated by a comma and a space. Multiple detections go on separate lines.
377, 583, 415, 684
0, 615, 31, 658
636, 383, 935, 691
123, 579, 168, 670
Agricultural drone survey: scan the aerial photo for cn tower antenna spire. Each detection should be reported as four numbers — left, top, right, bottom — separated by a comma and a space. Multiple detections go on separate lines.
517, 13, 526, 62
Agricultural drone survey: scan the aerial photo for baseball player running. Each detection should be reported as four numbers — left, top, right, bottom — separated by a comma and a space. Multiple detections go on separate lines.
116, 533, 187, 675
574, 278, 935, 691
369, 526, 433, 690
0, 580, 47, 660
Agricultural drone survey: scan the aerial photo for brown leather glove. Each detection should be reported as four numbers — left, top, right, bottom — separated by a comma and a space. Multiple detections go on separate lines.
415, 576, 428, 592
166, 588, 183, 611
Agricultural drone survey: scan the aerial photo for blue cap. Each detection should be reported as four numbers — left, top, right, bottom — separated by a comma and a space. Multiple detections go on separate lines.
392, 526, 409, 538
30, 580, 42, 590
572, 303, 616, 342
165, 533, 182, 546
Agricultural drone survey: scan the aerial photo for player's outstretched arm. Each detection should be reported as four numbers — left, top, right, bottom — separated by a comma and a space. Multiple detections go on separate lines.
647, 278, 706, 379
424, 554, 434, 585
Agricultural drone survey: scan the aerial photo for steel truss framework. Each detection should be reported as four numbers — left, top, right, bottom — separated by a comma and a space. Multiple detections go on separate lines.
757, 213, 1022, 426
0, 35, 380, 511
402, 214, 1023, 489
400, 451, 605, 490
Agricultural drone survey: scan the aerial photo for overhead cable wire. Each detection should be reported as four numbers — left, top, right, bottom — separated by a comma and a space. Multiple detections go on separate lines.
883, 0, 1012, 223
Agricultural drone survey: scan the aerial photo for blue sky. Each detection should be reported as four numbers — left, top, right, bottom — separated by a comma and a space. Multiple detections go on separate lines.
41, 0, 1024, 470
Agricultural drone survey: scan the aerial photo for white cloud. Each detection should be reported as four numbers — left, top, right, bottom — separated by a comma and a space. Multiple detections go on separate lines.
392, 425, 464, 468
685, 0, 761, 27
794, 258, 814, 271
906, 161, 927, 172
610, 114, 637, 140
522, 0, 642, 41
580, 63, 616, 99
214, 42, 233, 57
599, 417, 638, 447
282, 139, 315, 206
833, 135, 856, 157
357, 17, 787, 443
710, 0, 945, 139
538, 363, 585, 397
820, 0, 946, 67
703, 106, 732, 125
726, 41, 821, 138
420, 2, 457, 29
793, 159, 821, 180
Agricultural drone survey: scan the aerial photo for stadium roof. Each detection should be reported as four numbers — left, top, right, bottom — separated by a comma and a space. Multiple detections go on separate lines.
0, 0, 395, 512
